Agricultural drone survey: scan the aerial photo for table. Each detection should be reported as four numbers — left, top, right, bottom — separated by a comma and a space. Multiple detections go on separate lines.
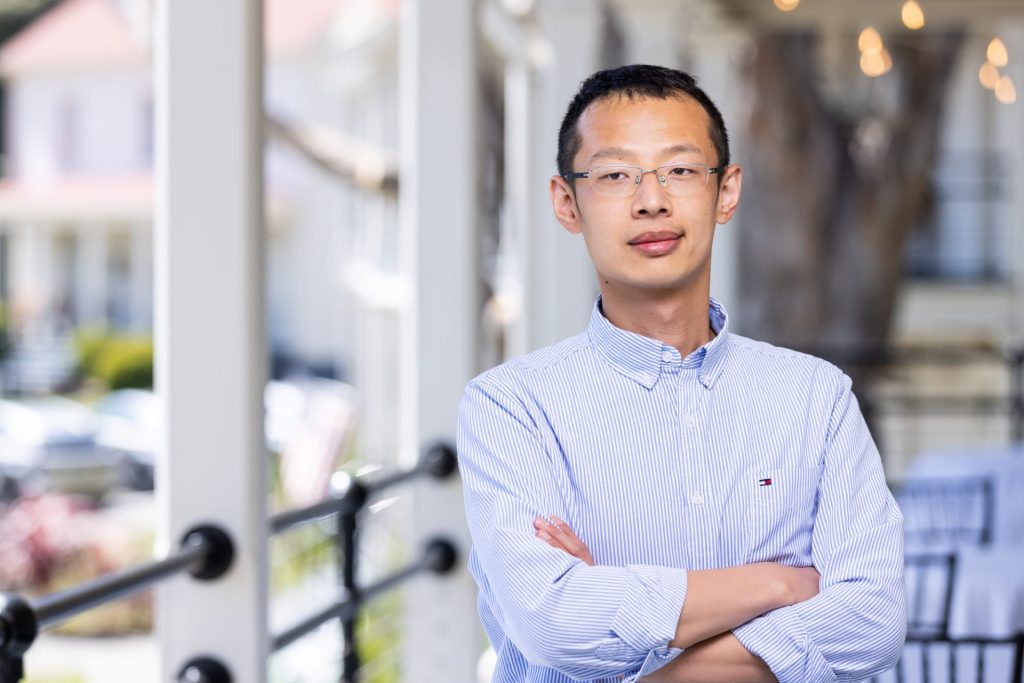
903, 444, 1024, 546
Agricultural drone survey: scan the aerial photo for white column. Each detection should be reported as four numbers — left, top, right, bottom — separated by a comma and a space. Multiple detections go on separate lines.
398, 0, 481, 680
1006, 19, 1024, 338
526, 0, 602, 350
130, 221, 153, 330
8, 223, 45, 329
610, 0, 683, 67
76, 225, 108, 327
153, 0, 267, 681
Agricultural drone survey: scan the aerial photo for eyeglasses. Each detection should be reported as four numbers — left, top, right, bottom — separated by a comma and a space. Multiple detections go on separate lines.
563, 163, 726, 197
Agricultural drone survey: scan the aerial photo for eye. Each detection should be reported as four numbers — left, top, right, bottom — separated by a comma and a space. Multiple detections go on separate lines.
600, 170, 629, 181
666, 165, 697, 177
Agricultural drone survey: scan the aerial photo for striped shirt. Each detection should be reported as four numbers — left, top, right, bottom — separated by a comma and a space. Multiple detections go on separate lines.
457, 298, 906, 683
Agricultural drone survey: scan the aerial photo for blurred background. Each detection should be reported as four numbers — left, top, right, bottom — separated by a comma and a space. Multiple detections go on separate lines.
0, 0, 1020, 681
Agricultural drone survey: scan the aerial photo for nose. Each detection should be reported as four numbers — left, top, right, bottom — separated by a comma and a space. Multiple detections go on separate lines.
631, 169, 671, 218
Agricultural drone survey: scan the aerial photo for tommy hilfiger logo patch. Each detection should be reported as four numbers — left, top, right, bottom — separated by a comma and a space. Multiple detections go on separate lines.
758, 478, 773, 486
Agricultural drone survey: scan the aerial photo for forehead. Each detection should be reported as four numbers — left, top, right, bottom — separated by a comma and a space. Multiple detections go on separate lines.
574, 94, 715, 164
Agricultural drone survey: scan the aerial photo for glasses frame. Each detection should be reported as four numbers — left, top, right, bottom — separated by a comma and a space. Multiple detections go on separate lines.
563, 163, 727, 197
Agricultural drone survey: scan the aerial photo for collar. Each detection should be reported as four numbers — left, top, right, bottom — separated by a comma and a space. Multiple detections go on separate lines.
587, 296, 730, 390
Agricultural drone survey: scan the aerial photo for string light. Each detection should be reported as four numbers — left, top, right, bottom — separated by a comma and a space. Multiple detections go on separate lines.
861, 49, 893, 77
858, 27, 891, 77
995, 75, 1017, 104
858, 27, 883, 54
979, 62, 1000, 90
901, 0, 925, 30
773, 0, 800, 11
987, 38, 1009, 67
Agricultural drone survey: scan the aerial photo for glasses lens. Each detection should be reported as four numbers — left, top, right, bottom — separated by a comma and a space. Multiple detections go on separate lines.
659, 164, 709, 195
588, 166, 640, 196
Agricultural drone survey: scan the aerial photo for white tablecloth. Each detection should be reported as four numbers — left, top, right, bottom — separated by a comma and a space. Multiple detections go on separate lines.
904, 444, 1024, 546
950, 546, 1024, 638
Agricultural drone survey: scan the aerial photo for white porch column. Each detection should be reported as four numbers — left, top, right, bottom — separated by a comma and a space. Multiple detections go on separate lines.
398, 0, 481, 680
129, 221, 153, 330
76, 225, 107, 327
526, 0, 602, 350
1006, 20, 1024, 338
153, 0, 267, 681
609, 0, 683, 67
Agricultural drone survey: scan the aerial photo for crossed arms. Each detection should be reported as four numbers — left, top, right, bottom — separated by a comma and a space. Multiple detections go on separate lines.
458, 375, 906, 683
534, 515, 819, 682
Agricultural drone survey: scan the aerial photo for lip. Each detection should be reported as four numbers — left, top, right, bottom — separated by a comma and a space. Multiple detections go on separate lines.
628, 231, 682, 245
628, 231, 682, 256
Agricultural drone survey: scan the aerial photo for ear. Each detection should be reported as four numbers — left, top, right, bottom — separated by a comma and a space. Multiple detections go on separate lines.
550, 175, 584, 235
714, 164, 742, 225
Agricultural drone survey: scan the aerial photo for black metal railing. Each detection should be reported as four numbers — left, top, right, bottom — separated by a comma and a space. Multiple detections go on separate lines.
0, 442, 460, 683
268, 442, 459, 682
0, 525, 236, 683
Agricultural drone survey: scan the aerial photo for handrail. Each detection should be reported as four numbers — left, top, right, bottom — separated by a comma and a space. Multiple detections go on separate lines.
268, 441, 457, 534
271, 537, 456, 652
0, 525, 235, 683
0, 441, 461, 683
268, 442, 459, 683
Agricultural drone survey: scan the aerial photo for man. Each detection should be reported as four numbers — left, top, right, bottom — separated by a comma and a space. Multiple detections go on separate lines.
457, 64, 905, 683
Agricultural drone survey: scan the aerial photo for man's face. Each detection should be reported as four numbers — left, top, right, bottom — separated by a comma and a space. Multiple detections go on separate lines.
550, 94, 741, 298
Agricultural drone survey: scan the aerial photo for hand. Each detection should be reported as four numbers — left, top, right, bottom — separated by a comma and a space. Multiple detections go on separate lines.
533, 515, 595, 566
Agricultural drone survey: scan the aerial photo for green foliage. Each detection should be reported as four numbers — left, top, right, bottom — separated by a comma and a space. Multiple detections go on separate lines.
73, 330, 153, 390
356, 591, 403, 683
0, 300, 9, 362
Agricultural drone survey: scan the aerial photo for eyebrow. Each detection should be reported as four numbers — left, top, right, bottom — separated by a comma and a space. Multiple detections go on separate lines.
589, 144, 704, 164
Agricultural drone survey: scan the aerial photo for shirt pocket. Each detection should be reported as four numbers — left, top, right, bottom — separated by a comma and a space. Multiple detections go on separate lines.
746, 465, 820, 563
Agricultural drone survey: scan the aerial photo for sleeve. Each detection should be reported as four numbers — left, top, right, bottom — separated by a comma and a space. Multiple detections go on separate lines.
732, 373, 906, 683
458, 378, 687, 681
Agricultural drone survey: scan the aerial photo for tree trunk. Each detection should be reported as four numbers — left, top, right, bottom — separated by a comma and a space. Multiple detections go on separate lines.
736, 30, 964, 360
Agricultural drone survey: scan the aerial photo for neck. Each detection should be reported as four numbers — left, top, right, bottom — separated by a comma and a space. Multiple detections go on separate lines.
599, 283, 714, 358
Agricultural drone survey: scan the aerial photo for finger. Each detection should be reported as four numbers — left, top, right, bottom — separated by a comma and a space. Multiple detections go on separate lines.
543, 517, 594, 564
535, 528, 576, 556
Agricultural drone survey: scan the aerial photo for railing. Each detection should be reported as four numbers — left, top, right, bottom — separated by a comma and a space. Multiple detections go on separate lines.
268, 443, 459, 682
805, 344, 1024, 449
0, 443, 459, 683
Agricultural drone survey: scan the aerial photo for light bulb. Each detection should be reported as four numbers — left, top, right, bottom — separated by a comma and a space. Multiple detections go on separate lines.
995, 75, 1017, 104
987, 38, 1009, 68
979, 62, 1000, 90
859, 27, 883, 55
773, 0, 800, 11
901, 0, 925, 30
861, 49, 892, 77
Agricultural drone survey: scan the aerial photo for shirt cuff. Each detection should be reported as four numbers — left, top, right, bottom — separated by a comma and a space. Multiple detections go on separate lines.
733, 606, 837, 683
623, 646, 682, 682
595, 565, 687, 665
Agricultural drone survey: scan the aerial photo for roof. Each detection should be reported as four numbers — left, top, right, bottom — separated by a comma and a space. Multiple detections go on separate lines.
0, 0, 357, 77
0, 0, 143, 75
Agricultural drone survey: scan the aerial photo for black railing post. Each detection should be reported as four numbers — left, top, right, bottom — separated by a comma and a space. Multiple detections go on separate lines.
1009, 346, 1024, 444
0, 593, 36, 683
339, 507, 360, 683
329, 473, 368, 683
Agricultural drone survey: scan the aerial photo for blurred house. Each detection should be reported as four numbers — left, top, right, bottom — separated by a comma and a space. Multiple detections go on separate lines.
0, 0, 400, 388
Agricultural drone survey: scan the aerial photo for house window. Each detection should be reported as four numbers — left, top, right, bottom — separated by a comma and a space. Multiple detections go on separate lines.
57, 96, 79, 174
904, 150, 1010, 282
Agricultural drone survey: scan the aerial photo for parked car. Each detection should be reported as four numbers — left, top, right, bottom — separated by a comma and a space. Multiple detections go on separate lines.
94, 389, 159, 491
0, 396, 123, 500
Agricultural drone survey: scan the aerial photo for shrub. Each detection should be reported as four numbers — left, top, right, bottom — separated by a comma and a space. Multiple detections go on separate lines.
73, 331, 153, 390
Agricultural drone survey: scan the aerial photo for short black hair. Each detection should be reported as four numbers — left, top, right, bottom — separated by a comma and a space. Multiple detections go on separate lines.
556, 64, 730, 179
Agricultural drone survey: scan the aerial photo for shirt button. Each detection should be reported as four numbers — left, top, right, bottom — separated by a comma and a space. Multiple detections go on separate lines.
682, 414, 695, 426
691, 492, 705, 505
661, 351, 673, 362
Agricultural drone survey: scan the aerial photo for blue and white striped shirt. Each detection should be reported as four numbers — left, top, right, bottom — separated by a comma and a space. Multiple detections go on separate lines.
457, 298, 905, 683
